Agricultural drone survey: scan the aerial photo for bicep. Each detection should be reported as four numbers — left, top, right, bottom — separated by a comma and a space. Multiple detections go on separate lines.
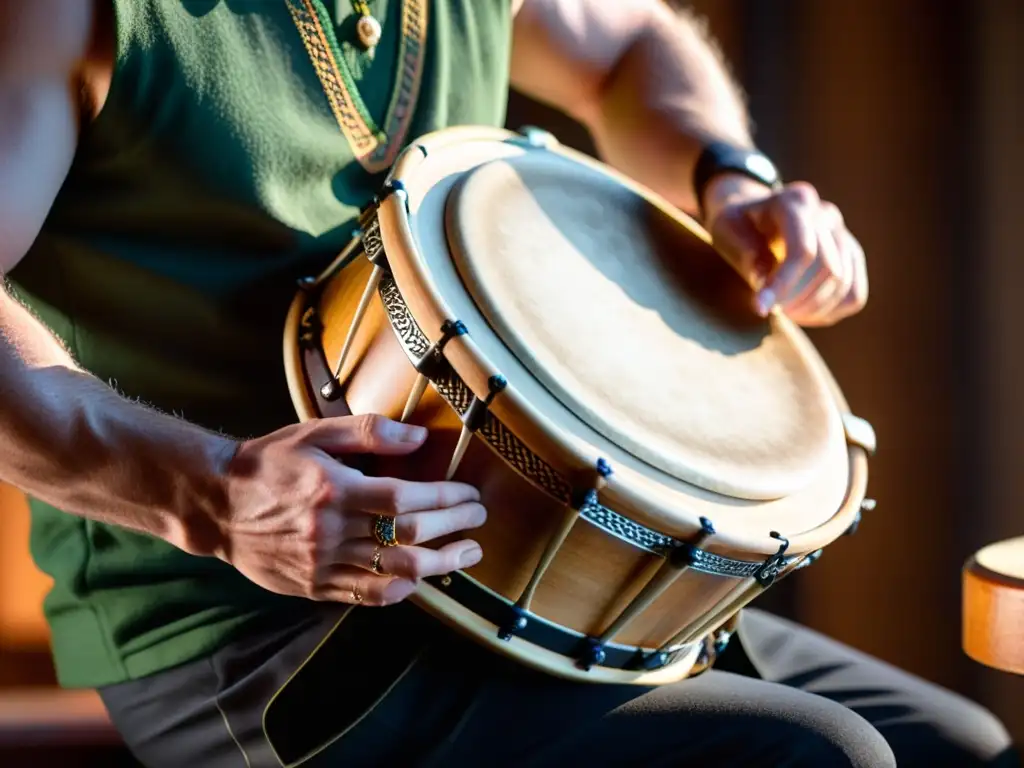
509, 0, 658, 124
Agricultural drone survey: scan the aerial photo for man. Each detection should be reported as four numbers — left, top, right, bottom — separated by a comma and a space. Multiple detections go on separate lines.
0, 1, 1015, 766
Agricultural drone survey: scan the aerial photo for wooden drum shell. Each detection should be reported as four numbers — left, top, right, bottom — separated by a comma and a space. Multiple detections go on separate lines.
282, 127, 875, 685
286, 258, 727, 667
963, 538, 1024, 676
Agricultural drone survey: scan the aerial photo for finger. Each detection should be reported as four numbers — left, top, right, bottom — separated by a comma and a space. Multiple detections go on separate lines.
343, 474, 481, 516
344, 501, 487, 544
818, 200, 844, 231
835, 229, 869, 316
336, 539, 483, 579
778, 255, 831, 312
755, 195, 819, 315
781, 222, 848, 321
312, 567, 419, 606
300, 414, 429, 456
794, 229, 862, 326
817, 229, 856, 318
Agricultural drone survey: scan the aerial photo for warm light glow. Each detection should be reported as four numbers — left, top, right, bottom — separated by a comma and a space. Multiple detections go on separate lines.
0, 484, 52, 648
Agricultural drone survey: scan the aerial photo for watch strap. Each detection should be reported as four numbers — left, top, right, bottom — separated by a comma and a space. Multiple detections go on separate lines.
693, 141, 782, 219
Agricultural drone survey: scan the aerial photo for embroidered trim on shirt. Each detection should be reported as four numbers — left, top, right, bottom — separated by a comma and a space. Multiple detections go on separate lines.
286, 0, 429, 173
366, 0, 428, 170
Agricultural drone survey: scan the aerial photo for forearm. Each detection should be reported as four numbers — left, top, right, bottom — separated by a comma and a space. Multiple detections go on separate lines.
0, 289, 231, 554
585, 5, 752, 214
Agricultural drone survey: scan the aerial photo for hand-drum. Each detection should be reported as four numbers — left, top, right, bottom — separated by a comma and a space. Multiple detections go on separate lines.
964, 536, 1024, 675
283, 126, 877, 685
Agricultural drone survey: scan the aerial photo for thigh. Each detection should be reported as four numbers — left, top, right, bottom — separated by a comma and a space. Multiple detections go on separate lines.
99, 601, 894, 768
737, 608, 1020, 768
428, 661, 895, 768
99, 604, 452, 768
99, 648, 247, 768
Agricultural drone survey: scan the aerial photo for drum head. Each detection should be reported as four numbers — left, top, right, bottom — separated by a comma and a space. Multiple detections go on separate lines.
975, 537, 1024, 583
445, 152, 836, 500
379, 128, 853, 548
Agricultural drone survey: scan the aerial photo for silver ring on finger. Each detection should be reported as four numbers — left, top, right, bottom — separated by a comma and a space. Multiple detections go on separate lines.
350, 583, 364, 604
370, 546, 385, 575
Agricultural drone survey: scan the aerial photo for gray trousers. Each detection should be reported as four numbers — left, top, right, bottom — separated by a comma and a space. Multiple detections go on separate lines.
99, 603, 1019, 767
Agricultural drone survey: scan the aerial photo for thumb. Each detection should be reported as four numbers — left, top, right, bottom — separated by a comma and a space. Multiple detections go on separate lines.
301, 414, 428, 456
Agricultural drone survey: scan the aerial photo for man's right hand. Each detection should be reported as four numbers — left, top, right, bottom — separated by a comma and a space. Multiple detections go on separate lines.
0, 2, 486, 611
215, 414, 486, 607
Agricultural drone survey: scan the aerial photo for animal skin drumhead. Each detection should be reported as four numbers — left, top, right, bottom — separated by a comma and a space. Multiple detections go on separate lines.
444, 151, 838, 501
975, 538, 1024, 582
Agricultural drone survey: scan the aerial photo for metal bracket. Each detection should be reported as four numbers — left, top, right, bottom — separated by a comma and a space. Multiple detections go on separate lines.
754, 531, 790, 587
496, 604, 529, 642
668, 517, 717, 570
794, 549, 824, 569
463, 375, 508, 432
576, 638, 607, 671
842, 413, 877, 455
414, 319, 468, 380
634, 649, 672, 671
517, 125, 559, 149
379, 178, 409, 215
845, 498, 877, 536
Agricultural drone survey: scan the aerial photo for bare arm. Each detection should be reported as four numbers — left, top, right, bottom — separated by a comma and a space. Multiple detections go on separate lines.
0, 2, 230, 552
0, 5, 486, 607
0, 296, 233, 551
510, 0, 750, 215
510, 0, 868, 326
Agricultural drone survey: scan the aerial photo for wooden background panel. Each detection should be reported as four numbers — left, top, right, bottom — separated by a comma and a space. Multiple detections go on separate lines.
972, 0, 1024, 744
0, 0, 1016, 752
507, 0, 1022, 745
780, 0, 970, 681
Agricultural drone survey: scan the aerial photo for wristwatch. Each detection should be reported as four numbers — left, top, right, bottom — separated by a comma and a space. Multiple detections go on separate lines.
692, 141, 782, 218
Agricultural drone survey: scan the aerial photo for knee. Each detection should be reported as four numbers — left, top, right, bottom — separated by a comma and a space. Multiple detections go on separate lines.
958, 700, 1017, 763
880, 694, 1019, 767
769, 698, 897, 768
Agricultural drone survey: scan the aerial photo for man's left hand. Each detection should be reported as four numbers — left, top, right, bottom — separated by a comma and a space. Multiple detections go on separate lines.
701, 174, 868, 327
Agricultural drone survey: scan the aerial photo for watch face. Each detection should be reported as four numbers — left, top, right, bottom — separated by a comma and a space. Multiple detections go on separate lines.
745, 153, 779, 184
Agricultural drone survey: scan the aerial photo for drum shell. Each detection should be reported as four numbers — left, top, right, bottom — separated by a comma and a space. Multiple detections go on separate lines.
962, 540, 1024, 676
297, 255, 743, 650
282, 126, 875, 685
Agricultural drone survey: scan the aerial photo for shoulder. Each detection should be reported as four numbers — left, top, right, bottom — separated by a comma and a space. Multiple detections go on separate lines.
0, 1, 93, 82
0, 0, 96, 273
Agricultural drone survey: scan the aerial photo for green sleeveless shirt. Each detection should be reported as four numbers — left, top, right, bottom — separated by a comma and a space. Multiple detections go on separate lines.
7, 0, 513, 689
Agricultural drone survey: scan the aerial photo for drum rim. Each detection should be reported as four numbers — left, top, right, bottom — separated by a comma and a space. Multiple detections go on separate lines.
965, 536, 1024, 587
282, 125, 872, 558
281, 128, 876, 682
387, 126, 865, 555
410, 579, 705, 686
962, 537, 1024, 676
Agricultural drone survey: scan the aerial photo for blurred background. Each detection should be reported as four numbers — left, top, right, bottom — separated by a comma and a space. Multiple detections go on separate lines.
0, 0, 1020, 763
